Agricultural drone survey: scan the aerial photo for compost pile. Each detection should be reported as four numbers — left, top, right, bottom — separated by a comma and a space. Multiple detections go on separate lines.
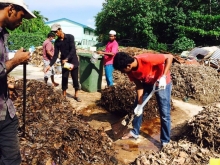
187, 105, 220, 151
171, 63, 220, 105
132, 104, 220, 165
118, 47, 158, 56
14, 80, 116, 165
133, 140, 220, 165
30, 46, 43, 67
100, 81, 161, 120
113, 70, 129, 84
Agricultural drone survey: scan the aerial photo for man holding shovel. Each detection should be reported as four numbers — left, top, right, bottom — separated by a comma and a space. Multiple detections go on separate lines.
113, 52, 173, 147
0, 0, 35, 164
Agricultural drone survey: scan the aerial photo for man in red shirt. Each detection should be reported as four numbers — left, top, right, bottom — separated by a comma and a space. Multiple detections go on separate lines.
97, 30, 118, 86
43, 32, 59, 87
113, 52, 173, 147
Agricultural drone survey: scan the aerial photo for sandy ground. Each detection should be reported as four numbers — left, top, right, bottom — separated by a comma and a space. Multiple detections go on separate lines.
11, 64, 204, 164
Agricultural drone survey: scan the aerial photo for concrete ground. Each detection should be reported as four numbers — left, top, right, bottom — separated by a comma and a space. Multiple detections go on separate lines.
10, 64, 204, 164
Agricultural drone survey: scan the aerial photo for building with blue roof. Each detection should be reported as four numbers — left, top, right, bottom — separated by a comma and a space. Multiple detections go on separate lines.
45, 18, 98, 49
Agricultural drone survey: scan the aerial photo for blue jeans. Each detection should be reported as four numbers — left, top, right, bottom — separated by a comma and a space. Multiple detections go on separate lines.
105, 64, 114, 86
131, 83, 172, 144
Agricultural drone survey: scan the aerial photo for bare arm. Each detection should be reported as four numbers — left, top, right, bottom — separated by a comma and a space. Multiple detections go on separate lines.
102, 52, 114, 56
46, 50, 53, 57
97, 51, 114, 56
163, 54, 173, 75
97, 42, 118, 56
133, 79, 144, 105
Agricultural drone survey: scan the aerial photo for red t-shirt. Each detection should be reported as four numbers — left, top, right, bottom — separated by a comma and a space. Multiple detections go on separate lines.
127, 53, 171, 84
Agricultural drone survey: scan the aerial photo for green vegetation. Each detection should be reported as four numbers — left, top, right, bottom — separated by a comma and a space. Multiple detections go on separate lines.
95, 0, 220, 53
8, 11, 50, 50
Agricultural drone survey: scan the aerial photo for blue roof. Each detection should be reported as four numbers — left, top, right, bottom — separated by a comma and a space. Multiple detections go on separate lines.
45, 18, 95, 31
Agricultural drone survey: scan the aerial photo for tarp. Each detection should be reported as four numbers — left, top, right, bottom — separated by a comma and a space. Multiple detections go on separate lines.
209, 48, 220, 67
188, 47, 209, 59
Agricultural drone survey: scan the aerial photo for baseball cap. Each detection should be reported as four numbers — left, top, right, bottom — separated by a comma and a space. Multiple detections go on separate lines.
109, 30, 116, 35
51, 23, 61, 31
0, 0, 36, 19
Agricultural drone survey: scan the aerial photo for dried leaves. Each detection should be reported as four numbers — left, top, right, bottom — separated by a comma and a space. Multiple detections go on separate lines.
171, 63, 220, 104
118, 47, 159, 57
133, 140, 220, 165
132, 105, 220, 165
14, 79, 116, 165
187, 105, 220, 151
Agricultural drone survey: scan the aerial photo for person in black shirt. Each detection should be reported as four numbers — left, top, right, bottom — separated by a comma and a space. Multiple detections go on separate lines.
45, 24, 81, 102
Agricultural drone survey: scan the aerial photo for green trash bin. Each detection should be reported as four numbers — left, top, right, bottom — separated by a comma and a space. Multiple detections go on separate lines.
78, 53, 103, 92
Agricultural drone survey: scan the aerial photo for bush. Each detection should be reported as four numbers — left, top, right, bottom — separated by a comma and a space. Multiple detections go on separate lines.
8, 33, 45, 50
148, 42, 168, 52
172, 37, 195, 53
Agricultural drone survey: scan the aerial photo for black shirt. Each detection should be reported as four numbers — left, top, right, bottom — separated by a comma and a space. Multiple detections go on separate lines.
50, 34, 79, 68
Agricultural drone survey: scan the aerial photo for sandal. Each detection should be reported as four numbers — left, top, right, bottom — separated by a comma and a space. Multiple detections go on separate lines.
121, 132, 138, 140
74, 97, 82, 102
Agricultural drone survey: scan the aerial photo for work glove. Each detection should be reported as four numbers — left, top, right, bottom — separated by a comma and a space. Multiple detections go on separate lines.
158, 75, 167, 89
134, 104, 144, 116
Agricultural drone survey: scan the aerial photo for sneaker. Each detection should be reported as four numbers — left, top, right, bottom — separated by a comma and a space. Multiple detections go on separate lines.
161, 142, 170, 148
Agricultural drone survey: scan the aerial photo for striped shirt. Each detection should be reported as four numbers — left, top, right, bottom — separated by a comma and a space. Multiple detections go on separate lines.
0, 27, 16, 121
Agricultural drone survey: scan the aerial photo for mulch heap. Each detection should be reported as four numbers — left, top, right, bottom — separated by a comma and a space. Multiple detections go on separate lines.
100, 79, 168, 120
100, 47, 174, 120
30, 46, 43, 67
118, 47, 159, 56
132, 104, 220, 165
14, 80, 117, 165
171, 63, 220, 105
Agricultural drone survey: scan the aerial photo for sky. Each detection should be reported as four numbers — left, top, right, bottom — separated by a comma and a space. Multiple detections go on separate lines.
25, 0, 105, 29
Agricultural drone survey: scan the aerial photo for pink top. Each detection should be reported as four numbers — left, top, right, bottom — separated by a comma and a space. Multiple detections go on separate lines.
104, 40, 118, 65
43, 39, 54, 61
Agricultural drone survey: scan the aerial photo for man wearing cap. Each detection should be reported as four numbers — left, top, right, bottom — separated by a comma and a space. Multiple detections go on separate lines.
0, 0, 35, 164
45, 24, 81, 102
97, 30, 118, 86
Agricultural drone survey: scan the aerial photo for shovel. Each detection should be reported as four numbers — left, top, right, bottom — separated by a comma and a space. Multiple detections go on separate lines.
111, 82, 163, 140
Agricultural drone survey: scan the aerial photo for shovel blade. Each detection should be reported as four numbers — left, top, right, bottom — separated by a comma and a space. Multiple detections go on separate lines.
111, 115, 130, 140
111, 122, 128, 140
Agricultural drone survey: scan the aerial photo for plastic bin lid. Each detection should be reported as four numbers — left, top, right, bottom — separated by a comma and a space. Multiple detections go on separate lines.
78, 53, 92, 57
78, 53, 102, 59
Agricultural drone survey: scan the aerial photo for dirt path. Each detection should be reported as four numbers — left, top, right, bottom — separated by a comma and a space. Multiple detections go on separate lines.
11, 65, 204, 164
